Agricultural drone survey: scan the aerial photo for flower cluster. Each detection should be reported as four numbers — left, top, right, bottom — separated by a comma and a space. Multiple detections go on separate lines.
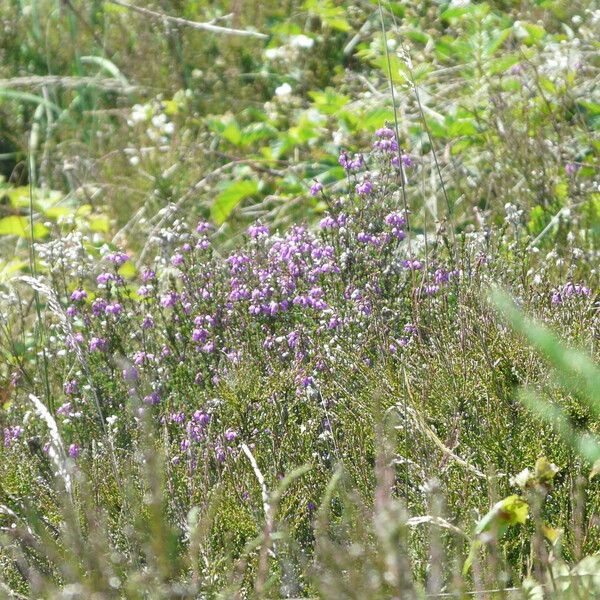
5, 128, 593, 473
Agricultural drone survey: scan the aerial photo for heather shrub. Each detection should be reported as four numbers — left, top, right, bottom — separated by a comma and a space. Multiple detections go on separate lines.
0, 1, 599, 597
1, 126, 598, 596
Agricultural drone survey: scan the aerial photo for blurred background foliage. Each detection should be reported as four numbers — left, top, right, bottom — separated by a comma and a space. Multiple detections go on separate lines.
0, 0, 597, 267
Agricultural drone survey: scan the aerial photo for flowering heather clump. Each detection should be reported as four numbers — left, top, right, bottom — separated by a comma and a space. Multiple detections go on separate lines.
1, 126, 597, 598
3, 129, 595, 472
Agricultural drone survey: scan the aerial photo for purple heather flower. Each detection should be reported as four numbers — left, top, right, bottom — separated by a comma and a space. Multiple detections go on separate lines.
105, 302, 123, 316
552, 282, 591, 304
105, 252, 129, 266
338, 151, 364, 171
355, 180, 373, 195
89, 337, 108, 352
385, 211, 406, 227
215, 446, 226, 463
200, 341, 215, 353
196, 237, 210, 251
171, 253, 184, 267
92, 298, 107, 316
224, 429, 238, 442
64, 380, 78, 395
160, 291, 179, 308
141, 269, 156, 282
193, 410, 210, 425
56, 402, 72, 416
319, 215, 337, 230
142, 315, 154, 329
196, 220, 211, 233
392, 154, 413, 168
565, 163, 578, 176
3, 426, 23, 448
328, 315, 341, 329
96, 272, 114, 285
70, 289, 87, 302
403, 259, 423, 271
375, 126, 395, 138
192, 328, 208, 343
248, 222, 269, 238
310, 181, 323, 196
66, 306, 77, 318
169, 411, 185, 425
68, 443, 81, 459
143, 391, 160, 405
122, 366, 139, 382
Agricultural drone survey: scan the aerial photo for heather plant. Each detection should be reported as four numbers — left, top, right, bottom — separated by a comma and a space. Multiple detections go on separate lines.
0, 1, 600, 598
1, 125, 599, 596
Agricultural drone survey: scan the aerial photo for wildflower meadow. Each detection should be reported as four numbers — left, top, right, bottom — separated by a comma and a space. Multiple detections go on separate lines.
0, 1, 598, 598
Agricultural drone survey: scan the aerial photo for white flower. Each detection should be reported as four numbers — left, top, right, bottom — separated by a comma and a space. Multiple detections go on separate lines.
275, 82, 292, 97
265, 47, 285, 60
290, 34, 314, 49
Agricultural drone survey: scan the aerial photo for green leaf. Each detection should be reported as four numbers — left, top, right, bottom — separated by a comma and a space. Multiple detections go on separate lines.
211, 179, 259, 224
0, 216, 48, 239
89, 214, 110, 233
309, 88, 350, 115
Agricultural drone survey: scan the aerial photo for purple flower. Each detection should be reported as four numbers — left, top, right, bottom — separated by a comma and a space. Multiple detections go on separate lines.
169, 411, 185, 425
310, 181, 323, 196
319, 215, 337, 230
89, 337, 108, 352
403, 259, 423, 271
392, 154, 413, 168
96, 272, 115, 285
122, 366, 139, 382
105, 252, 129, 266
64, 380, 78, 395
375, 126, 395, 138
192, 328, 208, 343
171, 253, 184, 267
142, 315, 155, 329
215, 446, 226, 463
143, 391, 160, 405
4, 426, 23, 448
70, 288, 87, 302
160, 291, 179, 308
68, 443, 81, 459
339, 151, 364, 171
57, 402, 72, 416
565, 162, 578, 176
385, 211, 406, 227
248, 222, 270, 238
355, 180, 373, 196
552, 282, 591, 304
141, 269, 156, 282
105, 302, 123, 316
193, 411, 210, 425
224, 429, 238, 442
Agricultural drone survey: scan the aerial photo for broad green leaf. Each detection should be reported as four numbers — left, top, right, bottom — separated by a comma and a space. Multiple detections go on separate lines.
89, 214, 110, 233
464, 494, 528, 574
309, 89, 350, 115
0, 216, 48, 238
211, 179, 259, 224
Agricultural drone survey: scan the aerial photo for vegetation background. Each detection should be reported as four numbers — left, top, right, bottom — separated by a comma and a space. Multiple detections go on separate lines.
0, 0, 598, 598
